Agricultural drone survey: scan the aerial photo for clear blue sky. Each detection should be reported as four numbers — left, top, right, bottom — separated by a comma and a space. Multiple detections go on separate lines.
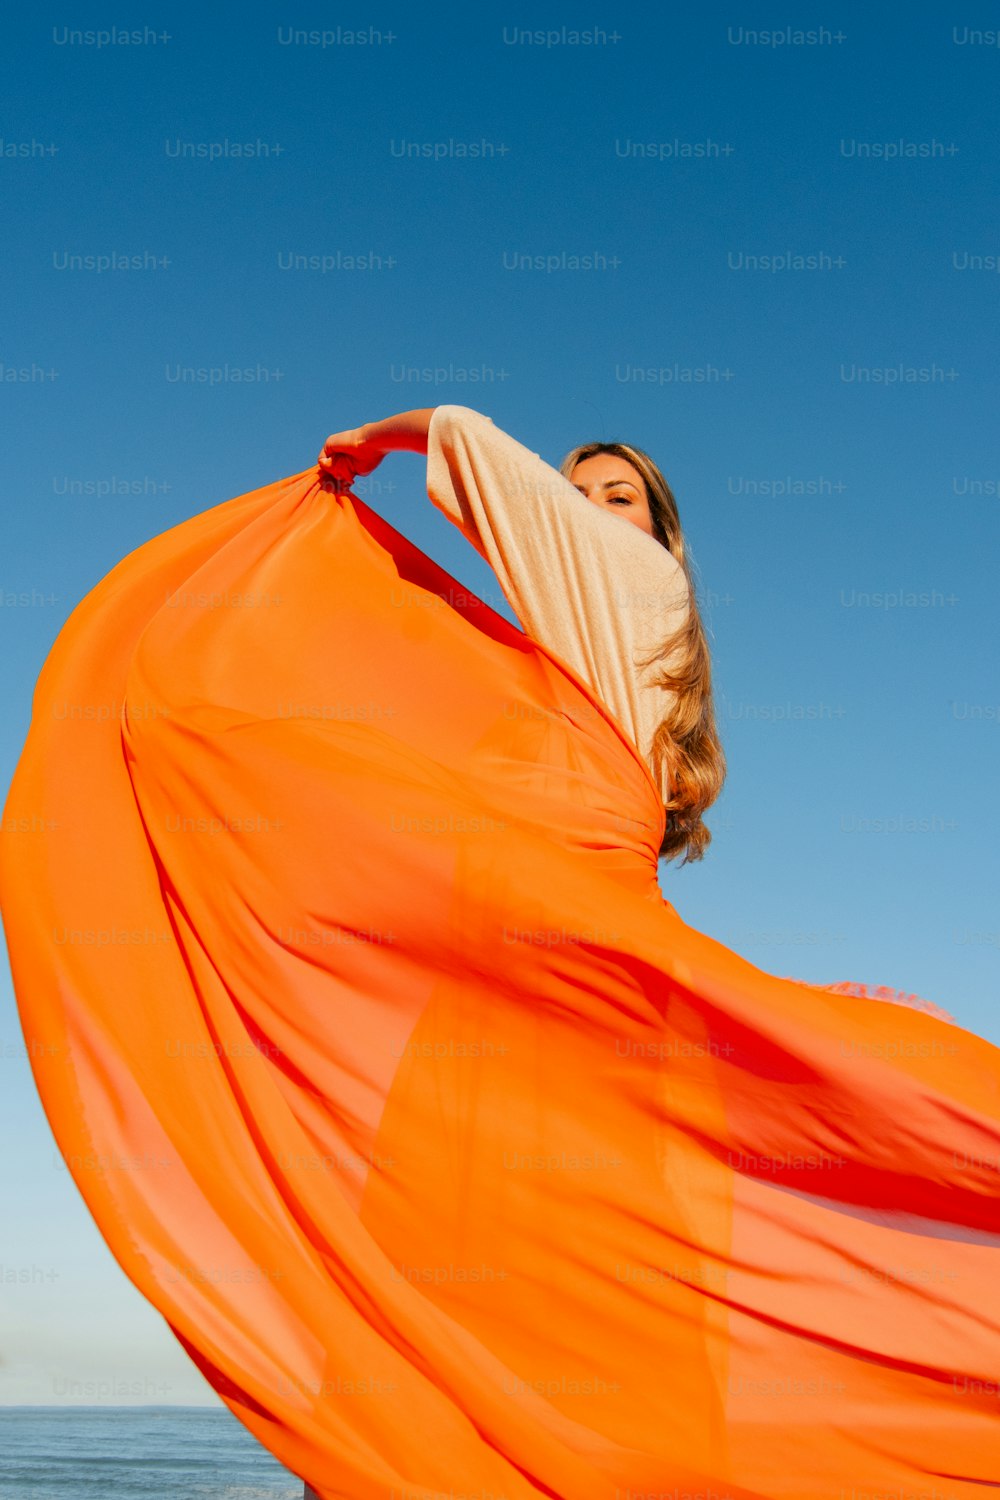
1, 5, 998, 1406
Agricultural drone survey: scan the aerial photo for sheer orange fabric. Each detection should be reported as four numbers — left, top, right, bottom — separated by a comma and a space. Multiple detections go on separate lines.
1, 467, 998, 1498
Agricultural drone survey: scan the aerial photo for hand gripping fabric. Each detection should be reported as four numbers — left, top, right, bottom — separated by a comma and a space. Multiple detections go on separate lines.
1, 467, 999, 1499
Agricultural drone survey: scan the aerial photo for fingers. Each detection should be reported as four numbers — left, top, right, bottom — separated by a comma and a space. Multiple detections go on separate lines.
318, 429, 359, 468
317, 450, 355, 478
317, 428, 376, 496
317, 444, 359, 498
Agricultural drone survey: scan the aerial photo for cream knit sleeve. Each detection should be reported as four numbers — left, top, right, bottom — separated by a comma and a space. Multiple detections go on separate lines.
425, 404, 689, 778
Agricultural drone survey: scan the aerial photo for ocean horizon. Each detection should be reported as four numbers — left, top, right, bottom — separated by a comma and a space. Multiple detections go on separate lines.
0, 1406, 303, 1498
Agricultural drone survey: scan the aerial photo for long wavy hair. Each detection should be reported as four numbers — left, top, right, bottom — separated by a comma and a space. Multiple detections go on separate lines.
558, 440, 725, 865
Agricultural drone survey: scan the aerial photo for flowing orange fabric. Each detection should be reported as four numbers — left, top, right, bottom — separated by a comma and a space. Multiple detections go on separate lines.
1, 466, 999, 1499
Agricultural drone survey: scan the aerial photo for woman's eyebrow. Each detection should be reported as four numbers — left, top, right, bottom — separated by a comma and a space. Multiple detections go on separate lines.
573, 479, 641, 494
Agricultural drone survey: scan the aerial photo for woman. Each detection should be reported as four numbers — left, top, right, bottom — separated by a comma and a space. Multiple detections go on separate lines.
1, 405, 998, 1500
318, 404, 725, 867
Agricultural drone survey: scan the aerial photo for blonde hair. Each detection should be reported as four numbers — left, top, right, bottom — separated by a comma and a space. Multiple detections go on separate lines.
559, 441, 726, 865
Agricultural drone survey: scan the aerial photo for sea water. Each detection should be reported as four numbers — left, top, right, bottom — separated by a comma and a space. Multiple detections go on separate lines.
0, 1406, 303, 1498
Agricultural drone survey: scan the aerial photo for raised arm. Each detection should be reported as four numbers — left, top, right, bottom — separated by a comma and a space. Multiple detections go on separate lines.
362, 408, 436, 453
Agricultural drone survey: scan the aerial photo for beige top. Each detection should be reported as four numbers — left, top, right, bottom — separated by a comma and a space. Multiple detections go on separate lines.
426, 404, 690, 797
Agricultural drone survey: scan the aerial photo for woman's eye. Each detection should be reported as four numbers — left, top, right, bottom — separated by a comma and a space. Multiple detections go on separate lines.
608, 495, 632, 506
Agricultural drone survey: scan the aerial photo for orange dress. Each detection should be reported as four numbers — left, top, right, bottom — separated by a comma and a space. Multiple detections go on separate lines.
1, 418, 998, 1500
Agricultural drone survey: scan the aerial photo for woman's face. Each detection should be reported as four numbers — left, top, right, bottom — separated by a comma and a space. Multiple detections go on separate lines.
568, 453, 655, 538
